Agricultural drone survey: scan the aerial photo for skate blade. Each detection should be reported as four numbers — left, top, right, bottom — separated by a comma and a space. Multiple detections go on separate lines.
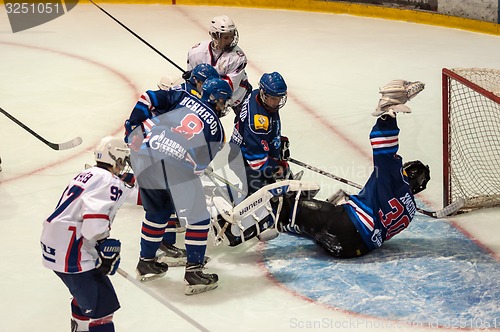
157, 256, 187, 267
136, 271, 167, 283
184, 283, 218, 295
157, 256, 210, 267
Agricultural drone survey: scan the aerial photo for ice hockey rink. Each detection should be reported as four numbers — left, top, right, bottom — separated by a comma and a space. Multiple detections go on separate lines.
0, 2, 499, 331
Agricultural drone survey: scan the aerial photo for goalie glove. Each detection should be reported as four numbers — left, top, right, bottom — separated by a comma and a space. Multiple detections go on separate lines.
95, 238, 121, 276
373, 80, 425, 117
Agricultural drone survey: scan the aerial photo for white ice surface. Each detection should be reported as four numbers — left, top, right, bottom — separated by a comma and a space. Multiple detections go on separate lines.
0, 4, 498, 331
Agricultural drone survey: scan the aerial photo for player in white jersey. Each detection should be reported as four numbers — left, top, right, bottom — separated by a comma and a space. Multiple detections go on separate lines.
186, 15, 252, 118
40, 136, 134, 332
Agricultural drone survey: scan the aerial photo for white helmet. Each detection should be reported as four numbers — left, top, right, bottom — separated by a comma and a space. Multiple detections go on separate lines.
209, 15, 239, 50
157, 74, 184, 91
94, 136, 130, 170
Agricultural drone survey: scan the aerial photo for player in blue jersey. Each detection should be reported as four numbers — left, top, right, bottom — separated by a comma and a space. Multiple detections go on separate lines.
278, 79, 430, 257
153, 63, 220, 267
230, 72, 290, 195
159, 63, 219, 98
125, 77, 232, 295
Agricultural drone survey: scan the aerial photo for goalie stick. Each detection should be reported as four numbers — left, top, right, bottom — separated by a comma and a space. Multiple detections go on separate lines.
0, 107, 82, 150
289, 158, 465, 218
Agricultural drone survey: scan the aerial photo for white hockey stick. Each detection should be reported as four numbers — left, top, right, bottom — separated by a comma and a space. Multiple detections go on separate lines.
289, 158, 465, 218
116, 268, 209, 332
0, 107, 82, 150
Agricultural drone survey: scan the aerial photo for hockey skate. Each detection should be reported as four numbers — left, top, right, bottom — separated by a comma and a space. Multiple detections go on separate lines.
156, 243, 210, 267
136, 257, 169, 282
156, 243, 187, 267
184, 263, 218, 295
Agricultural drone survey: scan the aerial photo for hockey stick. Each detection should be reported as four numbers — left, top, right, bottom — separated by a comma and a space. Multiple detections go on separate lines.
203, 167, 243, 245
289, 158, 465, 218
289, 158, 363, 190
0, 107, 82, 150
116, 268, 209, 332
204, 167, 247, 197
89, 0, 186, 74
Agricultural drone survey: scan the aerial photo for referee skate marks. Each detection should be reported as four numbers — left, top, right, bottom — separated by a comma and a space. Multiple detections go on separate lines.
263, 214, 500, 329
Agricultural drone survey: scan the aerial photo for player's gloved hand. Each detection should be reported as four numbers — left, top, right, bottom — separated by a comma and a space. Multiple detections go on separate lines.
274, 160, 290, 180
280, 136, 290, 161
182, 70, 192, 81
124, 120, 134, 143
95, 238, 121, 275
120, 172, 136, 187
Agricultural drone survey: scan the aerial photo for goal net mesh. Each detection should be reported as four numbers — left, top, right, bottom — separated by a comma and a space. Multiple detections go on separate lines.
443, 68, 500, 210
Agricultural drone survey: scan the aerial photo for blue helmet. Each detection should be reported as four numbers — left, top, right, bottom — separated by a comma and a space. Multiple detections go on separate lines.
201, 78, 233, 116
189, 63, 219, 85
259, 72, 287, 112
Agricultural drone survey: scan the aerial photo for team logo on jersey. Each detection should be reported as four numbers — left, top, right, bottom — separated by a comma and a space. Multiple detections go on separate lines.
253, 115, 269, 131
371, 228, 383, 247
149, 130, 187, 161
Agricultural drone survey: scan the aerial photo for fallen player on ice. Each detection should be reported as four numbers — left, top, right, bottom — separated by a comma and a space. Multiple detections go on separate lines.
207, 79, 431, 258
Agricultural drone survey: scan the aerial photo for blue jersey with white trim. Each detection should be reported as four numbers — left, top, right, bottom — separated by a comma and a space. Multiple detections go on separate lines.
230, 90, 281, 170
126, 84, 225, 175
343, 116, 417, 250
126, 82, 197, 131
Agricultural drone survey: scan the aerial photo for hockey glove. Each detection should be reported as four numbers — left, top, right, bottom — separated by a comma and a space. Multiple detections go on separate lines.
120, 172, 136, 188
279, 136, 290, 161
182, 70, 192, 81
274, 160, 290, 180
96, 238, 121, 276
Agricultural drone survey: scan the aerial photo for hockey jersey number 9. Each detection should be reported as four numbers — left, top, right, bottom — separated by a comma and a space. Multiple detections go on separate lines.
40, 167, 133, 273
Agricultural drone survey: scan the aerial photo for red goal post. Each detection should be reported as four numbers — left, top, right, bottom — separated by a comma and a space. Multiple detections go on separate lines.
442, 68, 500, 212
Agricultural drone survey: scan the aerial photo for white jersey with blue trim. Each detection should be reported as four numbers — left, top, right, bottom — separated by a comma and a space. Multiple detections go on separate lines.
40, 167, 133, 273
187, 40, 249, 107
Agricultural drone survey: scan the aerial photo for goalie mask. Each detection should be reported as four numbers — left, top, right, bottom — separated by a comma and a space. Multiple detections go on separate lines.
209, 15, 239, 51
403, 160, 430, 195
94, 136, 131, 176
259, 72, 287, 112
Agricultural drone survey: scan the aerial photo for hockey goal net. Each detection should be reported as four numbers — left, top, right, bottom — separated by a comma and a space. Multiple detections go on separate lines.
442, 68, 500, 211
